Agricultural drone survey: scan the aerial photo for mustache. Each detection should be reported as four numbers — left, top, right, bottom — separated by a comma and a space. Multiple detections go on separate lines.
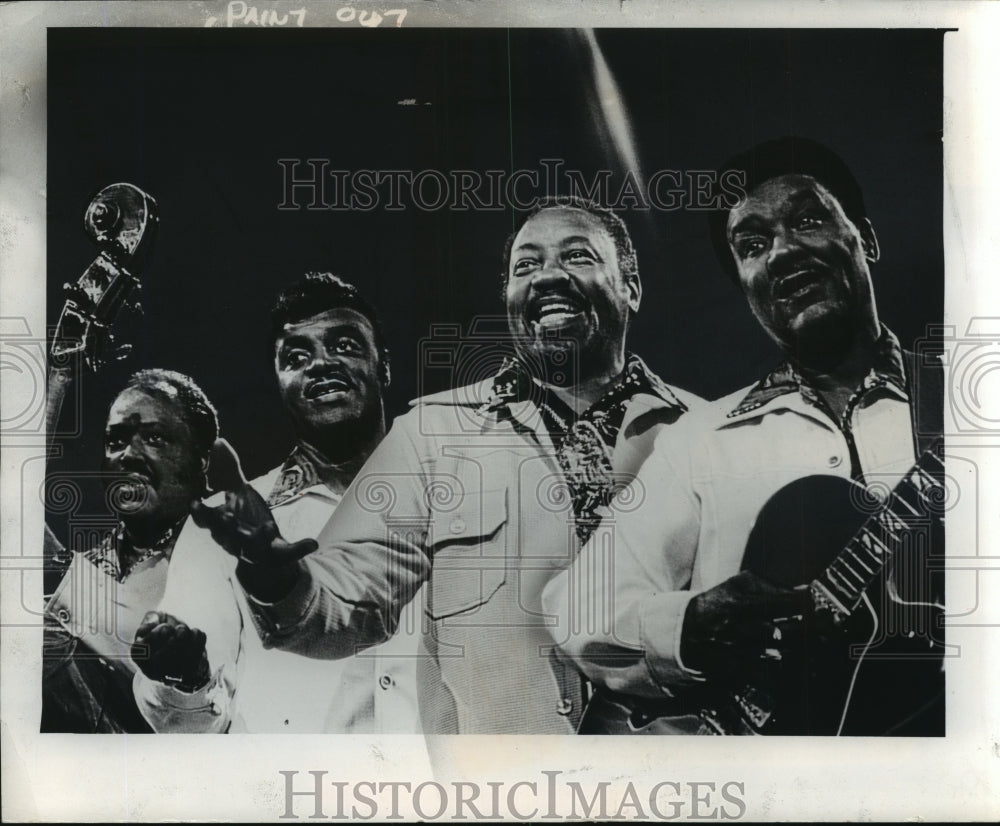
109, 456, 156, 484
769, 256, 829, 299
304, 369, 355, 399
525, 288, 587, 322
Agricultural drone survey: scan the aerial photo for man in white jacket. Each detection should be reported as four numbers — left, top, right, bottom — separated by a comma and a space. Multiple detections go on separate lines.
170, 198, 703, 734
131, 273, 423, 734
542, 138, 945, 736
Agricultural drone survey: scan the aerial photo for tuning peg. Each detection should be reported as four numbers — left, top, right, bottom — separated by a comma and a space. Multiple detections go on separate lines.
114, 344, 133, 361
90, 200, 120, 233
62, 282, 88, 302
132, 301, 144, 316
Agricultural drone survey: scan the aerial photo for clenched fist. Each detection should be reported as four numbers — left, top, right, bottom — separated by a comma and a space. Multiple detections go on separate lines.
131, 611, 211, 692
191, 438, 318, 601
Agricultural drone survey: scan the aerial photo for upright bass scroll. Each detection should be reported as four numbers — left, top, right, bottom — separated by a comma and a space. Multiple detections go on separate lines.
46, 183, 158, 437
51, 183, 158, 371
45, 183, 158, 588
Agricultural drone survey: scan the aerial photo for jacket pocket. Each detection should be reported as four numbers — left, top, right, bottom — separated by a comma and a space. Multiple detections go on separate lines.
426, 489, 507, 619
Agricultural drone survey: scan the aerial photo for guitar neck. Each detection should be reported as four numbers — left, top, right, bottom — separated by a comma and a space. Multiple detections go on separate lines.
811, 444, 945, 620
45, 365, 75, 449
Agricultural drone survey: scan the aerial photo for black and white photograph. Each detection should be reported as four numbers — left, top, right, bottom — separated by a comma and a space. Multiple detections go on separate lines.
1, 1, 998, 822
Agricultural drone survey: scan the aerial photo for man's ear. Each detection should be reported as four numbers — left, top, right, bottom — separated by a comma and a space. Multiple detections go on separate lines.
380, 360, 392, 388
197, 452, 211, 496
858, 218, 880, 264
626, 272, 642, 315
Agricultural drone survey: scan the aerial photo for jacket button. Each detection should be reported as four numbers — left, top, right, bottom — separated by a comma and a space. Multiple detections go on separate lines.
379, 674, 393, 690
828, 456, 841, 467
449, 518, 466, 534
557, 698, 573, 716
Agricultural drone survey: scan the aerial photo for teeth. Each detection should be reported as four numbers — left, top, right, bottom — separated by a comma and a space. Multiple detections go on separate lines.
536, 300, 581, 320
112, 479, 149, 510
541, 302, 572, 312
778, 271, 818, 298
310, 378, 349, 398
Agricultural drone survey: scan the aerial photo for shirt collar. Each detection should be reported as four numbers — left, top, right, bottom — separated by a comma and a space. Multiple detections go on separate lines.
82, 518, 183, 582
481, 352, 686, 419
727, 325, 907, 419
267, 443, 325, 506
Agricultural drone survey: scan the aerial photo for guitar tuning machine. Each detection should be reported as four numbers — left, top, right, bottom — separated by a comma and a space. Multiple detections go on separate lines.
114, 344, 133, 361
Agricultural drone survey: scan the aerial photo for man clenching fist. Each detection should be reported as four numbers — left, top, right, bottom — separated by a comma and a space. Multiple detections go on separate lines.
131, 611, 210, 693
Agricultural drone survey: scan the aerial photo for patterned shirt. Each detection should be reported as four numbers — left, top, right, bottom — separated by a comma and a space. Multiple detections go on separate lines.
485, 353, 689, 542
544, 326, 928, 727
728, 326, 907, 480
266, 443, 326, 506
81, 519, 184, 582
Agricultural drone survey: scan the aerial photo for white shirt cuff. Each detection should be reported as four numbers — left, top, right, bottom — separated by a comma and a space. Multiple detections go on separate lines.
639, 591, 705, 692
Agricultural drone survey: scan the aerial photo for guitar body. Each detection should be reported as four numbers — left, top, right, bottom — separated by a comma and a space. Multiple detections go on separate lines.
578, 691, 701, 735
579, 465, 946, 736
735, 473, 945, 735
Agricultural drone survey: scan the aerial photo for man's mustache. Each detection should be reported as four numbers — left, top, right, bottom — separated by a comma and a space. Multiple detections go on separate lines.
525, 288, 588, 322
111, 455, 156, 483
304, 370, 355, 399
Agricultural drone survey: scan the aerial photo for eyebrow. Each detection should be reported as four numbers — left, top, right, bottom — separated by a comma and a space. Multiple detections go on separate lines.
729, 190, 829, 239
785, 189, 827, 211
513, 235, 599, 252
729, 214, 764, 239
512, 241, 542, 254
558, 235, 598, 248
277, 333, 314, 351
279, 325, 367, 349
105, 419, 159, 433
321, 325, 367, 345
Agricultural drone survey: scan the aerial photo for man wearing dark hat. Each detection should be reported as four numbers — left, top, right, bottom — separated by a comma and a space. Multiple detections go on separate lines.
544, 137, 945, 736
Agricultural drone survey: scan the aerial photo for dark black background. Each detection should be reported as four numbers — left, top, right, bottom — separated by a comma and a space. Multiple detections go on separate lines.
47, 27, 943, 524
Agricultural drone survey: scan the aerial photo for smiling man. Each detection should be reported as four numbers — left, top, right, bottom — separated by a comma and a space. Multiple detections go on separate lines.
275, 289, 388, 466
189, 197, 702, 734
42, 369, 217, 732
504, 204, 639, 415
545, 137, 945, 736
131, 274, 423, 734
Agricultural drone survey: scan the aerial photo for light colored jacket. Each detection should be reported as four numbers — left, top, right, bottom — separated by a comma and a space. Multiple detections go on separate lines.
244, 374, 701, 733
543, 351, 921, 731
132, 466, 423, 734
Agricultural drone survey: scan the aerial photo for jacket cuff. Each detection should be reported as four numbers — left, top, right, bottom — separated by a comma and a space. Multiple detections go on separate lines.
639, 591, 705, 693
133, 667, 227, 712
243, 560, 316, 644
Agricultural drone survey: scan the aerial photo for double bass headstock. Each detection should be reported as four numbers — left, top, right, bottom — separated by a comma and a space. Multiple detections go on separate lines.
51, 183, 158, 371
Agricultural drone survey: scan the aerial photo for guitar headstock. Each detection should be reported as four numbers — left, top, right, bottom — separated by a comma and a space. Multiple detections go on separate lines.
51, 183, 158, 372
